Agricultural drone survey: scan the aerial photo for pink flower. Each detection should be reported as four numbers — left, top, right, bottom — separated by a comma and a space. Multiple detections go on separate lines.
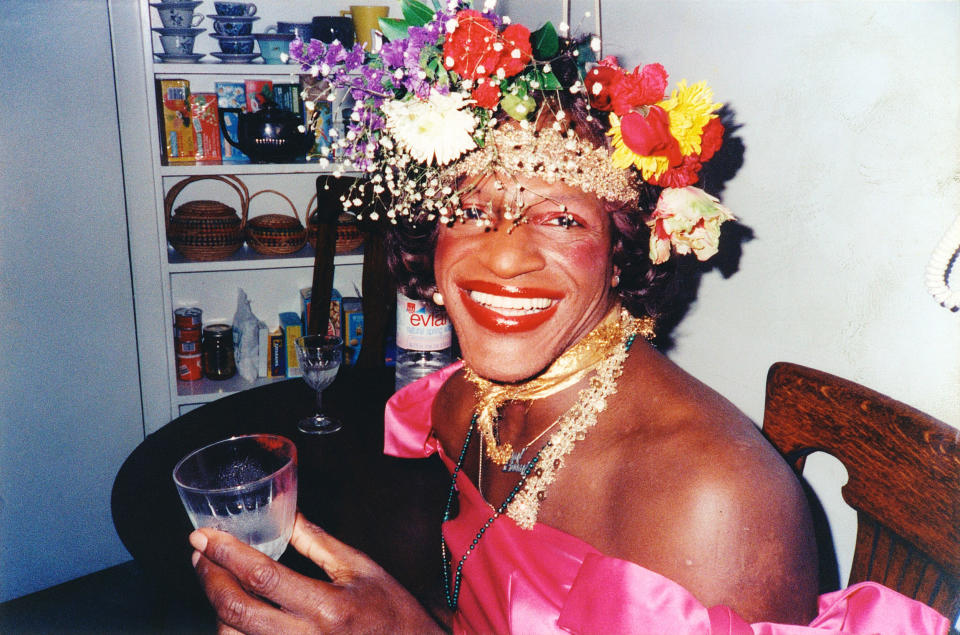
619, 107, 682, 166
646, 186, 735, 264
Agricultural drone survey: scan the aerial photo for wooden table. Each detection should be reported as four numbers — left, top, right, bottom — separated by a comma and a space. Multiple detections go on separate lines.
111, 367, 450, 618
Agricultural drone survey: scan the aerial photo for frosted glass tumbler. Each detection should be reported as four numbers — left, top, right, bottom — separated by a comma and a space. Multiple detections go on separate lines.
173, 434, 297, 560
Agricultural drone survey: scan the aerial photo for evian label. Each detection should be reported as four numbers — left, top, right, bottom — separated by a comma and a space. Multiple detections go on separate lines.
396, 294, 452, 351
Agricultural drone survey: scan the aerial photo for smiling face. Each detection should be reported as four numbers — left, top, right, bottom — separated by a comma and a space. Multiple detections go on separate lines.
434, 172, 619, 383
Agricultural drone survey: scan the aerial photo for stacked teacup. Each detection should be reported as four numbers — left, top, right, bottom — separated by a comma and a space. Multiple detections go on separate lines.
152, 1, 205, 62
209, 2, 260, 63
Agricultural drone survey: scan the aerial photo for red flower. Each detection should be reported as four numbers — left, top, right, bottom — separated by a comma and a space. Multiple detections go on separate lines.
609, 63, 668, 115
620, 106, 682, 166
651, 155, 703, 188
443, 10, 501, 80
697, 117, 725, 163
585, 64, 622, 111
650, 118, 725, 187
498, 24, 532, 77
471, 80, 501, 109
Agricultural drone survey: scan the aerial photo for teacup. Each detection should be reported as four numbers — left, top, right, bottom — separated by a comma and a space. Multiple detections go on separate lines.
216, 35, 255, 54
154, 2, 204, 29
342, 5, 388, 51
310, 16, 354, 47
255, 33, 294, 64
277, 21, 313, 41
213, 18, 254, 36
160, 33, 197, 55
214, 2, 256, 17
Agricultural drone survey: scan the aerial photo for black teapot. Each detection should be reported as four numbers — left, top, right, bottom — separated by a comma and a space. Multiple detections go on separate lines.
218, 101, 315, 163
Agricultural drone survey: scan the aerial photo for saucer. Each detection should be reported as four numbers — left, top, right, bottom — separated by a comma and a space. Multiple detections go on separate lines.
155, 52, 205, 63
207, 15, 259, 22
152, 27, 205, 36
150, 1, 202, 8
210, 52, 261, 63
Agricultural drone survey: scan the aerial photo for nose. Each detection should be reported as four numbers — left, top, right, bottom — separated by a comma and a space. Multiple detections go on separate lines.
478, 224, 546, 279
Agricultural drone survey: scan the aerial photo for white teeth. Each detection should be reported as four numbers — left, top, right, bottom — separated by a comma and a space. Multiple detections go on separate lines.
468, 290, 554, 315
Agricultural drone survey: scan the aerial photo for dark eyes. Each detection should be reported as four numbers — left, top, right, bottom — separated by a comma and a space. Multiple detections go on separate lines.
460, 206, 487, 221
542, 213, 582, 229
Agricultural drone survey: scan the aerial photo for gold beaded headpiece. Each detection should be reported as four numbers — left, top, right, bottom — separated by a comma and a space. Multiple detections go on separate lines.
449, 122, 641, 207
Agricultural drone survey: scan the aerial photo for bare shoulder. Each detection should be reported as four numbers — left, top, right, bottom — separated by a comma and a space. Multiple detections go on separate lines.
599, 347, 818, 623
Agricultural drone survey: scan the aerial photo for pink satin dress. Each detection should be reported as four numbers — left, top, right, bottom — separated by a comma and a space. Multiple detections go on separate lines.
384, 362, 949, 635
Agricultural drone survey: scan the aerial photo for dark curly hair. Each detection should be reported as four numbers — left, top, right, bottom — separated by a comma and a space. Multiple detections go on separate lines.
384, 91, 685, 323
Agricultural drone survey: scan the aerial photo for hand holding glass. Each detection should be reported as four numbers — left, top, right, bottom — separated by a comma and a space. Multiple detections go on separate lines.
173, 434, 297, 560
296, 335, 343, 434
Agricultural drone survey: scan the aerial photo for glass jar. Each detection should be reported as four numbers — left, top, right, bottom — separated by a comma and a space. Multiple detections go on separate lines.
202, 323, 236, 380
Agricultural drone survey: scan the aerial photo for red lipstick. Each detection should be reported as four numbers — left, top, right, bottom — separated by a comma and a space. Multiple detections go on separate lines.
457, 283, 561, 333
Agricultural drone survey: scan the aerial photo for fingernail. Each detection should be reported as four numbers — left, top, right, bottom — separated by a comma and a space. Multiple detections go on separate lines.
189, 530, 208, 553
191, 550, 201, 568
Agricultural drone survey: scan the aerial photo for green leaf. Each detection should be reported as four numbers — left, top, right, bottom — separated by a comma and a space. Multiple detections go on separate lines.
402, 0, 436, 27
379, 17, 410, 42
535, 70, 562, 91
531, 22, 559, 60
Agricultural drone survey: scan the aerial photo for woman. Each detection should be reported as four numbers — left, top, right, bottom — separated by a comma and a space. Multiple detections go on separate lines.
190, 4, 950, 633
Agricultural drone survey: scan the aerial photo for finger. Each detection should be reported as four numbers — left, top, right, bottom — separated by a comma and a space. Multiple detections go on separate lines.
193, 528, 339, 620
193, 549, 298, 635
217, 620, 245, 635
289, 512, 379, 583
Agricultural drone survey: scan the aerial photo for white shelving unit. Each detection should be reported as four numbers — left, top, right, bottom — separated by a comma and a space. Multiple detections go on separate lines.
111, 1, 376, 432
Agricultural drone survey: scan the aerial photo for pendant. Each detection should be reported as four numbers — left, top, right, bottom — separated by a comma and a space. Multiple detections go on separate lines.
502, 448, 529, 473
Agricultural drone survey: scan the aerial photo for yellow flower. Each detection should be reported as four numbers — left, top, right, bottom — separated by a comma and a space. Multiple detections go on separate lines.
658, 80, 722, 156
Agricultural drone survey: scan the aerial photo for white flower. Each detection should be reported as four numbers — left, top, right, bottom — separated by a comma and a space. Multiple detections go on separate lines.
380, 91, 477, 166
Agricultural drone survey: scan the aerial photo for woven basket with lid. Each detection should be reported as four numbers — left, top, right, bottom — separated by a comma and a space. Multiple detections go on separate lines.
306, 193, 364, 254
246, 189, 307, 256
165, 175, 249, 261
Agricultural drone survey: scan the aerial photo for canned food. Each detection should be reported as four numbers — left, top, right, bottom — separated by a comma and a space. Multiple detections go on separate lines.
202, 324, 236, 380
175, 338, 200, 355
175, 326, 202, 342
174, 307, 203, 329
177, 352, 203, 381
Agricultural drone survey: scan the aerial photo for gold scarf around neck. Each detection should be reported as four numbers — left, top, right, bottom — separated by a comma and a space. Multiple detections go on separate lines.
462, 304, 654, 464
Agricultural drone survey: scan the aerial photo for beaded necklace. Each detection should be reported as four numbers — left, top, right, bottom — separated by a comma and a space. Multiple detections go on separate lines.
441, 318, 641, 610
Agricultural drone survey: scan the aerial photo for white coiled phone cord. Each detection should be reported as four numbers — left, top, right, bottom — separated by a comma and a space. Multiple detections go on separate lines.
925, 214, 960, 311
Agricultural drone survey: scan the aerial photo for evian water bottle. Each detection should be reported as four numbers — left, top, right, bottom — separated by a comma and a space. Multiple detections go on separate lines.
395, 292, 453, 390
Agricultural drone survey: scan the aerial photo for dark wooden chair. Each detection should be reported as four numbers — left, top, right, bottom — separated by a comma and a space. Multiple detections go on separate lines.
762, 361, 959, 625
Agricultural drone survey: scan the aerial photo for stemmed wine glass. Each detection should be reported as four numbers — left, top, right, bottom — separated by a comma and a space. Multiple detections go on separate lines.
295, 335, 343, 434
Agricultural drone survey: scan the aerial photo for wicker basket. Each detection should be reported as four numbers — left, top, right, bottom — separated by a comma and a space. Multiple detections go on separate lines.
165, 175, 249, 261
246, 189, 307, 256
306, 193, 364, 254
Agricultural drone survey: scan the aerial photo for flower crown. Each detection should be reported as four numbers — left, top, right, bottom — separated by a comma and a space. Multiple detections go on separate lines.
290, 0, 734, 264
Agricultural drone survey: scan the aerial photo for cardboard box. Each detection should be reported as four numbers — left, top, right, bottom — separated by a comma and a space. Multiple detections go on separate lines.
156, 79, 196, 163
279, 312, 302, 377
215, 81, 248, 162
342, 297, 363, 366
272, 83, 301, 115
300, 287, 342, 337
268, 327, 285, 377
189, 92, 221, 162
245, 79, 274, 113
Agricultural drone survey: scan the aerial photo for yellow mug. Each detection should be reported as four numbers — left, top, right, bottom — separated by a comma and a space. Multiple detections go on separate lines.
341, 5, 389, 51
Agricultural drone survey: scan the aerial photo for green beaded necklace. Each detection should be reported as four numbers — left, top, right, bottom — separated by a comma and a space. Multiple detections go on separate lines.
441, 412, 547, 610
